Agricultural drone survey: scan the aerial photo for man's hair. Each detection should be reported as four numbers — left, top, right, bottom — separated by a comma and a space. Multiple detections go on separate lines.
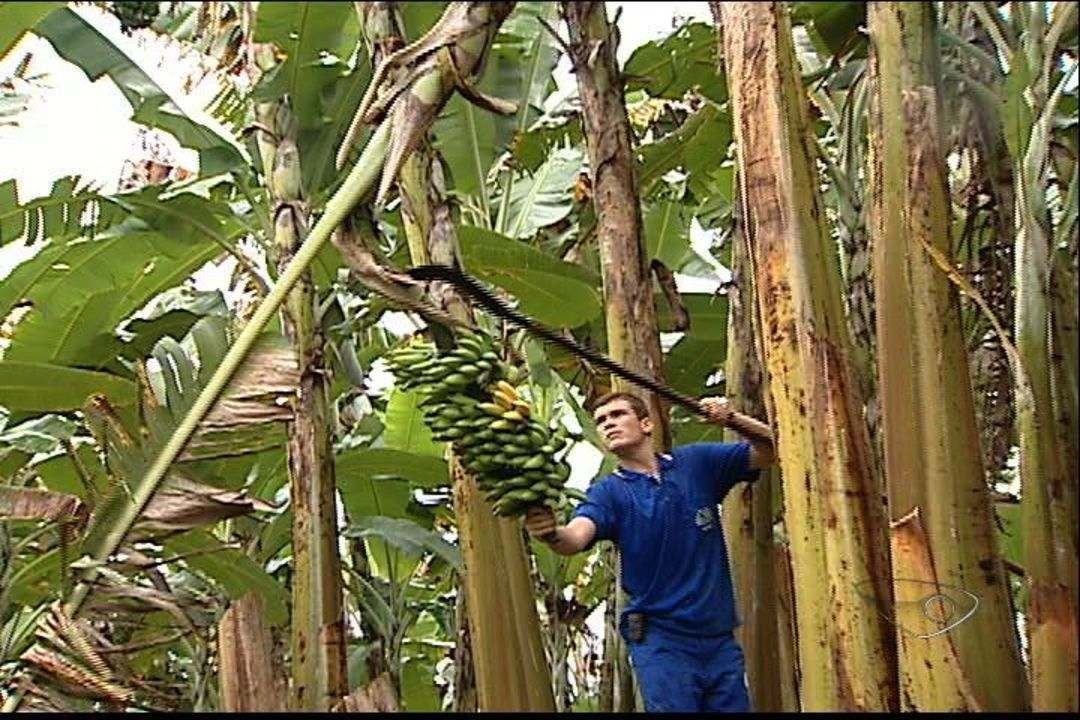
589, 391, 650, 419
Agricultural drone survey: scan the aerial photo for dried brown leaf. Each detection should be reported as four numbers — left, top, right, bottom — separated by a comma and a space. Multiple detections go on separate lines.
0, 487, 88, 527
136, 474, 277, 532
201, 341, 299, 429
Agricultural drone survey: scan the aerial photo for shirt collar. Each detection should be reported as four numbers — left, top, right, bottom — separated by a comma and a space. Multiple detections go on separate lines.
613, 452, 675, 480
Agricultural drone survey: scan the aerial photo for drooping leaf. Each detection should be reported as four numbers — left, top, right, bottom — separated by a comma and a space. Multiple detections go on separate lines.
623, 22, 726, 103
35, 8, 244, 174
1, 225, 220, 366
458, 225, 603, 328
0, 2, 63, 60
644, 200, 692, 269
656, 293, 729, 339
344, 515, 461, 569
791, 2, 867, 59
252, 1, 360, 130
0, 486, 86, 524
1003, 52, 1034, 161
664, 336, 726, 397
163, 529, 289, 626
0, 362, 137, 413
336, 448, 449, 489
382, 388, 444, 458
137, 475, 277, 532
339, 475, 412, 521
73, 321, 292, 591
138, 318, 296, 462
494, 146, 583, 239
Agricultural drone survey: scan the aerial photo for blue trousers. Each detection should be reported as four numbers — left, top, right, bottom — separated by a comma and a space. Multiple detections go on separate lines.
625, 624, 751, 712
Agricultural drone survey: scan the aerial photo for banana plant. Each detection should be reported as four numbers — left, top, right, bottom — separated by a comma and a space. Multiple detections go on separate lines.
970, 2, 1078, 710
0, 316, 290, 710
2, 0, 519, 711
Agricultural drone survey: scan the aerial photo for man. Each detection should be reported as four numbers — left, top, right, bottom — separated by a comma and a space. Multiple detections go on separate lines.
524, 391, 777, 712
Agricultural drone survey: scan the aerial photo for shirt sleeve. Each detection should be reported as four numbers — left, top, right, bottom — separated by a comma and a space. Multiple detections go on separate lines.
571, 479, 619, 550
696, 441, 761, 502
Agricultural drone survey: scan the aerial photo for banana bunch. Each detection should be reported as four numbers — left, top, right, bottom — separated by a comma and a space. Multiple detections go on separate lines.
384, 330, 587, 517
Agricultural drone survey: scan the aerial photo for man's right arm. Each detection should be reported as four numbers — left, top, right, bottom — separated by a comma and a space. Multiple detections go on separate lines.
524, 507, 597, 555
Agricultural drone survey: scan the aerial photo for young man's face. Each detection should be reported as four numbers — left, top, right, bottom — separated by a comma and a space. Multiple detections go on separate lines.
593, 399, 653, 455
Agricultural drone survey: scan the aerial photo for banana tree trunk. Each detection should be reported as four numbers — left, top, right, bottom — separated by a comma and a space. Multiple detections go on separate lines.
719, 2, 898, 710
1014, 114, 1079, 716
452, 590, 478, 711
217, 592, 286, 712
866, 3, 1029, 710
773, 543, 801, 710
562, 2, 671, 712
258, 95, 348, 708
349, 2, 552, 710
720, 186, 791, 712
561, 1, 670, 447
375, 7, 552, 703
1049, 244, 1078, 527
422, 171, 554, 711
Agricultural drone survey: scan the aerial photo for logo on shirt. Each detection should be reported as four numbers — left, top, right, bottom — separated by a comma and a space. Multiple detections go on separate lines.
694, 506, 716, 532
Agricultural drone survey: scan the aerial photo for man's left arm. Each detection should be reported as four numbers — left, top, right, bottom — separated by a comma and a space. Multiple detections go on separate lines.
699, 397, 777, 470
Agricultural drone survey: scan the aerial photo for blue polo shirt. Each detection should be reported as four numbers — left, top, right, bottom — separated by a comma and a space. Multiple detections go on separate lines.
572, 442, 760, 637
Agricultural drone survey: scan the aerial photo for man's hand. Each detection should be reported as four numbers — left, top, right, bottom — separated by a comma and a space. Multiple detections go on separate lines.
524, 505, 558, 543
701, 396, 777, 468
700, 396, 735, 426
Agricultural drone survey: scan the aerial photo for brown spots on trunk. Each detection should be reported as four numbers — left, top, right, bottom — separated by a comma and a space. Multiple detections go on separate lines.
1029, 581, 1079, 626
976, 557, 1000, 586
832, 638, 858, 709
